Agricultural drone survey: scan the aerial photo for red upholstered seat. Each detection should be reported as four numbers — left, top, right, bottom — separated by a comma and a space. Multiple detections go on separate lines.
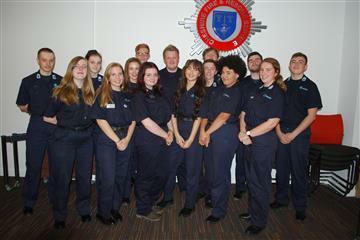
310, 114, 343, 145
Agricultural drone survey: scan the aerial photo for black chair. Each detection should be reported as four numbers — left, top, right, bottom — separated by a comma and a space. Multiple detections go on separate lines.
1, 133, 26, 191
308, 114, 360, 196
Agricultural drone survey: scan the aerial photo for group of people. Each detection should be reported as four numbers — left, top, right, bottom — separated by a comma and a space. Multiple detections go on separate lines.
16, 43, 322, 235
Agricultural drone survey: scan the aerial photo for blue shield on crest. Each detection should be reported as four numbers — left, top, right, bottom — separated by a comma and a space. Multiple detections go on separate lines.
212, 10, 237, 40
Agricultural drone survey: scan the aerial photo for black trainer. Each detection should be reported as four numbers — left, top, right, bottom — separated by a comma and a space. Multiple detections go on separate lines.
270, 201, 288, 209
245, 225, 264, 235
81, 214, 91, 222
239, 212, 251, 221
111, 209, 123, 222
96, 214, 116, 225
178, 207, 193, 217
296, 211, 306, 222
54, 221, 66, 229
206, 215, 220, 223
156, 199, 174, 208
23, 206, 33, 216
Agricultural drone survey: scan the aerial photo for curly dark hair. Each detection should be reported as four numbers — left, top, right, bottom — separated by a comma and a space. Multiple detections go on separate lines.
217, 55, 247, 80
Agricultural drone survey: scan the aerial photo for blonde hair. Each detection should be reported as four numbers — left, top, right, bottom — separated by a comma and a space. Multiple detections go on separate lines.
53, 56, 94, 105
262, 58, 287, 92
96, 62, 125, 107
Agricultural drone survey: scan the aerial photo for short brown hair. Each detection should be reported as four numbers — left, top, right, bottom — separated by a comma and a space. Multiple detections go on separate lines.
135, 43, 150, 53
291, 52, 308, 64
162, 44, 179, 58
37, 48, 54, 58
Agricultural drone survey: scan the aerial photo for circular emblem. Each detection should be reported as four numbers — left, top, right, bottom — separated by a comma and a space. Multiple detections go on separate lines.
179, 0, 267, 57
196, 0, 251, 51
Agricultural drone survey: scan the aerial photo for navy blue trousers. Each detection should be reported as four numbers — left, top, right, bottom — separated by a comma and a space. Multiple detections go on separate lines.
48, 127, 93, 221
275, 130, 310, 212
235, 143, 247, 193
23, 115, 55, 207
163, 121, 202, 208
209, 123, 239, 218
135, 138, 169, 215
95, 130, 131, 218
246, 133, 277, 228
123, 144, 137, 199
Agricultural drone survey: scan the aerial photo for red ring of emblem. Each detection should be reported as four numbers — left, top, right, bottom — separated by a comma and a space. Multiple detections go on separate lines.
196, 0, 251, 51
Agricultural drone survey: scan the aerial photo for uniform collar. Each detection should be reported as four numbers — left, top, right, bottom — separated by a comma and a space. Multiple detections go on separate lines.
36, 70, 57, 80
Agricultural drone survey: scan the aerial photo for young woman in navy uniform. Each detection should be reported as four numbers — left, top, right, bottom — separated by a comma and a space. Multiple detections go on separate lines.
132, 62, 173, 221
162, 59, 206, 217
43, 56, 94, 229
198, 59, 219, 207
199, 55, 246, 223
122, 57, 141, 205
271, 52, 322, 221
238, 58, 286, 235
16, 48, 61, 215
85, 50, 103, 91
91, 62, 136, 225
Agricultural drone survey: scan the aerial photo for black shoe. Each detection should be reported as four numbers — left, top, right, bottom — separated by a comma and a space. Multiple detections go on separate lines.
111, 209, 123, 222
96, 214, 116, 225
295, 211, 306, 222
54, 221, 66, 229
178, 207, 194, 217
23, 206, 33, 216
245, 225, 264, 235
206, 215, 220, 223
122, 198, 130, 206
81, 214, 91, 222
270, 201, 288, 209
239, 213, 251, 221
197, 192, 206, 200
156, 199, 173, 208
233, 191, 244, 200
204, 198, 213, 209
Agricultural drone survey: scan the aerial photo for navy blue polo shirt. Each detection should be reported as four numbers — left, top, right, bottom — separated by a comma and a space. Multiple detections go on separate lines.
175, 86, 200, 119
281, 75, 322, 129
244, 84, 284, 128
132, 89, 171, 126
92, 74, 103, 91
16, 71, 62, 116
238, 75, 262, 112
90, 90, 134, 127
44, 89, 93, 128
201, 81, 242, 124
159, 67, 182, 104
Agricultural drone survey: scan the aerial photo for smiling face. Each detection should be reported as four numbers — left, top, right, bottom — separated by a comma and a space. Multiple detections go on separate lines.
109, 66, 124, 91
163, 50, 179, 72
144, 67, 159, 89
204, 61, 217, 83
136, 47, 150, 64
88, 55, 102, 76
260, 62, 277, 86
37, 51, 55, 75
72, 59, 88, 81
128, 61, 140, 83
221, 66, 239, 87
185, 63, 201, 84
289, 56, 307, 76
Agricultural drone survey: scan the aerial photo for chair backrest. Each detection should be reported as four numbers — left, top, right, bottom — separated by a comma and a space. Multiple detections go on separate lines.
310, 114, 344, 144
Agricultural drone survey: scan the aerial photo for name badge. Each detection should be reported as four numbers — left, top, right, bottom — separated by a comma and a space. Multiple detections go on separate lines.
106, 103, 115, 109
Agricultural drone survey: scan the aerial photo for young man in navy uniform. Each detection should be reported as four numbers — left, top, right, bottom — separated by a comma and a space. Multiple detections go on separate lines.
157, 44, 186, 208
234, 51, 263, 200
16, 48, 62, 216
271, 52, 322, 222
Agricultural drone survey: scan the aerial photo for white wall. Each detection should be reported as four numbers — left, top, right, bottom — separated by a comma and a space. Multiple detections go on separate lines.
0, 1, 359, 181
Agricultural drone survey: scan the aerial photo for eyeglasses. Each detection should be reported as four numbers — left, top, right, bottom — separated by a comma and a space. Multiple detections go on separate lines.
136, 52, 149, 56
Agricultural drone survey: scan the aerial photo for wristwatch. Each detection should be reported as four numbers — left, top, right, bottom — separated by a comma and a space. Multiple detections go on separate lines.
246, 131, 251, 137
